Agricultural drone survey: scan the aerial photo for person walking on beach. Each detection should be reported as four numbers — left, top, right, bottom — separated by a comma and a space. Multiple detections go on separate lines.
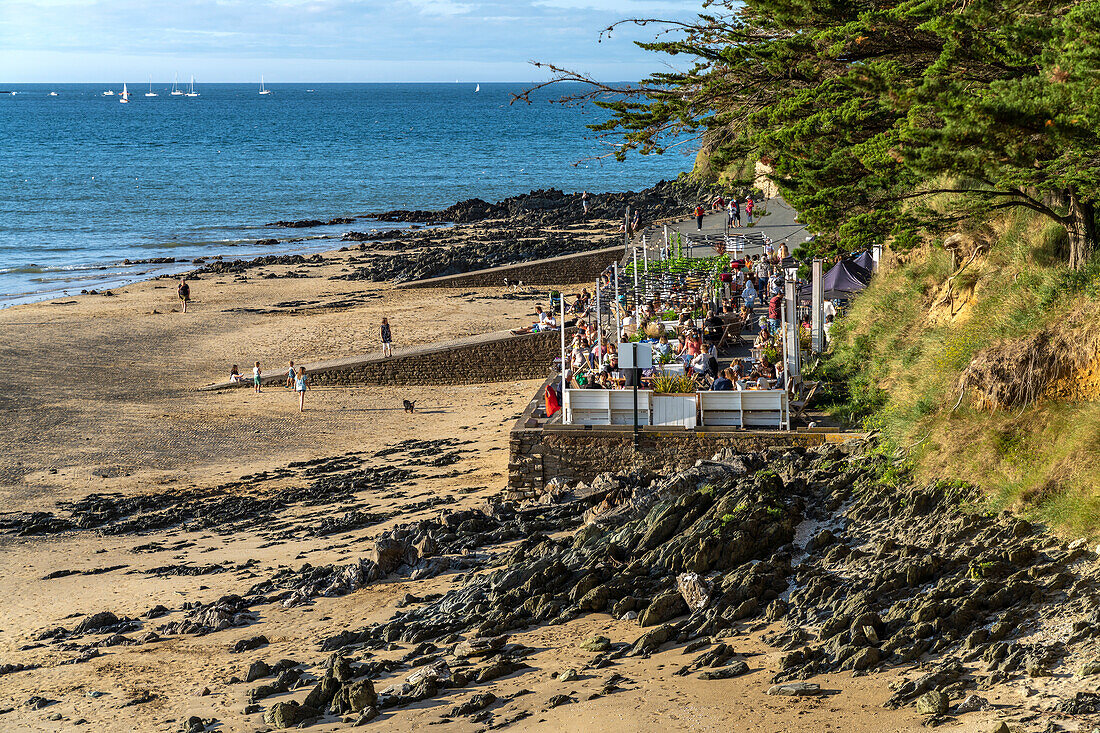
581, 190, 589, 216
294, 366, 309, 412
253, 361, 262, 393
380, 317, 393, 358
285, 361, 295, 388
177, 278, 190, 313
694, 204, 705, 231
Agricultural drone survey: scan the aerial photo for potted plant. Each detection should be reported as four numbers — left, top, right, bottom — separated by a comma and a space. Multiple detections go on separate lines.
650, 374, 699, 428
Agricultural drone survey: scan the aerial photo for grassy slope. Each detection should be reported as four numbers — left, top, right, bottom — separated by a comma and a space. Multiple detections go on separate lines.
821, 208, 1100, 537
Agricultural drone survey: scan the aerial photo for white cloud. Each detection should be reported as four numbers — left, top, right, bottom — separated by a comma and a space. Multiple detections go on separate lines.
532, 0, 687, 10
404, 0, 476, 16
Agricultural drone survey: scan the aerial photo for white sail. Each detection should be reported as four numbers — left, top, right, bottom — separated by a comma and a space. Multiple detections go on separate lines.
120, 83, 130, 103
185, 75, 199, 97
259, 76, 271, 95
475, 84, 480, 92
170, 73, 183, 95
145, 76, 158, 97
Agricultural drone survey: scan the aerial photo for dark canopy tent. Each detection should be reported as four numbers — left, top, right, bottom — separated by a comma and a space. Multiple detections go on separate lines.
796, 258, 873, 307
822, 259, 872, 300
850, 251, 874, 271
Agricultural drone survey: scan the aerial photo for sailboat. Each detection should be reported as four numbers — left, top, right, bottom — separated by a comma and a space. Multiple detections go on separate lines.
259, 76, 272, 95
185, 76, 199, 97
170, 74, 184, 96
475, 84, 480, 92
145, 77, 158, 97
120, 83, 130, 103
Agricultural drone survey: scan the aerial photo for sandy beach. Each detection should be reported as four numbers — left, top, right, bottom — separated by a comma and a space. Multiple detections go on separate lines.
0, 211, 1047, 733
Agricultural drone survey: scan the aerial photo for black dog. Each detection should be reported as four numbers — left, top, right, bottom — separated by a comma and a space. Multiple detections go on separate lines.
403, 399, 416, 413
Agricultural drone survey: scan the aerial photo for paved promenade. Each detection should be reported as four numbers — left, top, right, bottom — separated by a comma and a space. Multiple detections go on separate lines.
642, 195, 809, 259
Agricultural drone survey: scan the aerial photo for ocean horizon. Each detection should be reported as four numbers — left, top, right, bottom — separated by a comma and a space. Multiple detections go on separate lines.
0, 82, 688, 307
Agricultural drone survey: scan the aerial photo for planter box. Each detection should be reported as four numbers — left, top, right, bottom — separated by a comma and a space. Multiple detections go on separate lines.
652, 393, 698, 429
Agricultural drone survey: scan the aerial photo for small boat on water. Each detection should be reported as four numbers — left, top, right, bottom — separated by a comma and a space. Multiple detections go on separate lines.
475, 84, 480, 92
48, 91, 58, 96
145, 77, 158, 97
185, 76, 199, 97
102, 90, 115, 96
170, 74, 184, 96
259, 76, 271, 95
120, 83, 130, 103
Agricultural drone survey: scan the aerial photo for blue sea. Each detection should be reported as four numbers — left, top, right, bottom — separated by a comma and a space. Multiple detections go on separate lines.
0, 83, 688, 307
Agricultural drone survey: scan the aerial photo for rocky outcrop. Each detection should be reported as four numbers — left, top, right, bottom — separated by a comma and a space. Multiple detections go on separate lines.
371, 179, 722, 227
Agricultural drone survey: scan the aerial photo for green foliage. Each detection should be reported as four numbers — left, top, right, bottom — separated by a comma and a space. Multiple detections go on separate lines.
559, 0, 1100, 266
651, 374, 697, 394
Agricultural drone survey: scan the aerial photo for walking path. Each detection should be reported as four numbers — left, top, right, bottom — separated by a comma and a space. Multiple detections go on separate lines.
645, 195, 808, 259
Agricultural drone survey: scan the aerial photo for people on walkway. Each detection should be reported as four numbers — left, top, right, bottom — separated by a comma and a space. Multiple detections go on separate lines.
177, 278, 190, 313
746, 197, 755, 225
253, 361, 262, 393
381, 317, 393, 358
742, 278, 758, 311
294, 366, 309, 412
768, 292, 783, 332
694, 204, 705, 231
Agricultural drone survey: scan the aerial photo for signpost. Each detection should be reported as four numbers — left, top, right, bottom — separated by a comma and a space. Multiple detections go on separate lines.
619, 341, 653, 447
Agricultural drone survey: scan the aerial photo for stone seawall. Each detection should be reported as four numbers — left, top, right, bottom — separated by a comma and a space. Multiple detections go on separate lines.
396, 246, 621, 289
203, 330, 568, 391
506, 380, 858, 497
308, 330, 566, 387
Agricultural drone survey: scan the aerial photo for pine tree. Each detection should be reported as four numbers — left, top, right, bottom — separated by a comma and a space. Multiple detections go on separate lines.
527, 0, 1100, 267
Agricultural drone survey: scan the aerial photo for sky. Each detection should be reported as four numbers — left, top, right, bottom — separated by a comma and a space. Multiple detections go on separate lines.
0, 0, 699, 83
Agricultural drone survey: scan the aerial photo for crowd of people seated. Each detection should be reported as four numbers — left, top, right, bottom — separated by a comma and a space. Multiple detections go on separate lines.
537, 240, 840, 409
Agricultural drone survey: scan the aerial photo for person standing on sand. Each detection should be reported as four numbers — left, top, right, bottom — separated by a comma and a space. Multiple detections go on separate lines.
253, 361, 262, 393
381, 317, 393, 358
694, 204, 705, 231
581, 190, 589, 216
285, 361, 295, 388
177, 278, 190, 313
294, 366, 309, 412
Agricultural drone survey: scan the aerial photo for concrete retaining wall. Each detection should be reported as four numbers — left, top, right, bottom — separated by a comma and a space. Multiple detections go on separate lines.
309, 329, 565, 387
396, 246, 621, 289
203, 329, 568, 391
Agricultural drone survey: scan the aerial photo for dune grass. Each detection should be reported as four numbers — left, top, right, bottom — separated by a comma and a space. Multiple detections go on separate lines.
816, 209, 1100, 537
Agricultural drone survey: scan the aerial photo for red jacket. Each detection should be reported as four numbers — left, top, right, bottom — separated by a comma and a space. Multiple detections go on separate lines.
768, 293, 782, 319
